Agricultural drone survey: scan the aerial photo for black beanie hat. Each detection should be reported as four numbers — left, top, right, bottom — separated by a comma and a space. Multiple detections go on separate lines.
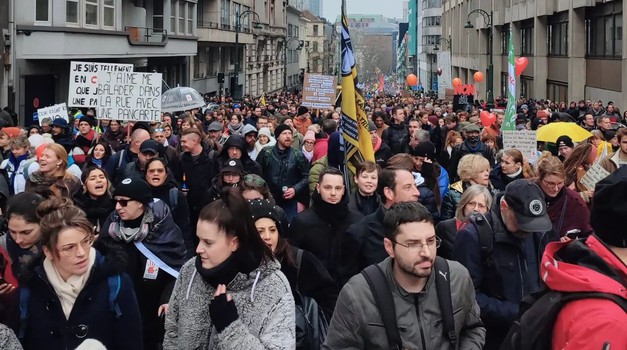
248, 199, 287, 236
590, 166, 627, 247
556, 135, 574, 148
79, 115, 96, 128
410, 140, 436, 159
113, 178, 152, 205
297, 105, 309, 116
274, 123, 292, 138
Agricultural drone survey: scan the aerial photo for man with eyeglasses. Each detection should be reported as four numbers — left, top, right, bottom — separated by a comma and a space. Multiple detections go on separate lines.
120, 139, 163, 181
453, 179, 558, 349
325, 201, 486, 349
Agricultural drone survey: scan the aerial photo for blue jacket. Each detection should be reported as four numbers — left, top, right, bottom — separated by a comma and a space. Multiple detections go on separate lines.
452, 197, 558, 348
18, 247, 142, 350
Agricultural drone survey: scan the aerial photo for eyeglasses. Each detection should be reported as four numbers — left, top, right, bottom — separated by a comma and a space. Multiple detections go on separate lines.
57, 235, 95, 257
392, 237, 441, 252
244, 174, 266, 187
115, 199, 132, 207
542, 178, 564, 189
153, 128, 164, 133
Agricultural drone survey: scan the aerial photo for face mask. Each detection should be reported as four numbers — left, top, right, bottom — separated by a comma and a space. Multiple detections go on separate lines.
467, 136, 480, 144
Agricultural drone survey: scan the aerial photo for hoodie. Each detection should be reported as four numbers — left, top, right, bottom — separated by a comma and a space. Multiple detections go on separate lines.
541, 235, 627, 350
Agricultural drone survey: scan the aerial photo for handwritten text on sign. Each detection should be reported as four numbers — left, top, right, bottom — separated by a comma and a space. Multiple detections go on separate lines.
302, 74, 337, 109
37, 103, 68, 126
95, 72, 162, 122
580, 163, 611, 191
68, 61, 134, 107
502, 130, 538, 163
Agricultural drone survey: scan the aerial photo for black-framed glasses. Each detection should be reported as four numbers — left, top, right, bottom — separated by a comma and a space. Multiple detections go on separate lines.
115, 199, 131, 207
392, 237, 441, 252
244, 174, 266, 187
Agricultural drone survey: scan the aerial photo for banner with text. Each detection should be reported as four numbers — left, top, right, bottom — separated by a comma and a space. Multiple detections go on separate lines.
302, 74, 338, 110
68, 61, 134, 108
95, 71, 162, 122
37, 103, 68, 126
502, 130, 538, 164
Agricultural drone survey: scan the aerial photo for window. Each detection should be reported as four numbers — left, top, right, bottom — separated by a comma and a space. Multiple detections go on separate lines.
586, 12, 622, 58
153, 0, 164, 29
422, 16, 441, 27
242, 6, 250, 31
521, 24, 533, 55
221, 0, 230, 29
232, 3, 241, 29
66, 0, 79, 24
548, 21, 568, 56
500, 24, 509, 55
422, 35, 440, 45
547, 81, 568, 102
520, 76, 533, 98
86, 0, 98, 26
178, 2, 185, 34
188, 2, 194, 34
313, 25, 319, 36
35, 0, 50, 23
171, 1, 176, 32
103, 0, 114, 27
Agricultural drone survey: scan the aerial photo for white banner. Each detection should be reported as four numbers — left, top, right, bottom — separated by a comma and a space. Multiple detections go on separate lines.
37, 103, 68, 126
95, 71, 162, 122
68, 61, 134, 107
437, 51, 452, 100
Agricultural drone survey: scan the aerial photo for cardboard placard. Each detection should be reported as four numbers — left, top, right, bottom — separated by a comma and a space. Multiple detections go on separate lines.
502, 130, 538, 164
37, 103, 68, 126
580, 163, 611, 191
95, 72, 162, 122
302, 74, 337, 110
453, 94, 474, 113
68, 61, 134, 107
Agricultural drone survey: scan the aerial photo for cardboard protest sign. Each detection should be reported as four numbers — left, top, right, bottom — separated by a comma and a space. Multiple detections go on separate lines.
502, 130, 538, 164
302, 74, 337, 109
580, 163, 611, 191
69, 61, 134, 107
95, 72, 162, 122
453, 84, 475, 112
37, 103, 68, 126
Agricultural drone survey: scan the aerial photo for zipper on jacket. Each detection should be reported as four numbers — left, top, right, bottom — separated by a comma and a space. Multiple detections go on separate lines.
517, 255, 524, 300
413, 295, 427, 350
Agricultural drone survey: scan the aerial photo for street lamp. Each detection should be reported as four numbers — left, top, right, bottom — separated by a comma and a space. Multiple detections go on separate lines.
464, 8, 494, 108
234, 10, 262, 100
433, 36, 451, 51
283, 38, 303, 92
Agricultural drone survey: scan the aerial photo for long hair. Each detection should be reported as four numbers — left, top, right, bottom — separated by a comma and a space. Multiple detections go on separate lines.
42, 143, 70, 178
563, 143, 595, 186
199, 188, 273, 261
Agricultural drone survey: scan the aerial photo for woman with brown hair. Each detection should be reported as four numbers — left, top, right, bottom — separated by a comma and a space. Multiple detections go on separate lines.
563, 142, 597, 203
490, 149, 535, 191
535, 153, 593, 238
25, 143, 81, 197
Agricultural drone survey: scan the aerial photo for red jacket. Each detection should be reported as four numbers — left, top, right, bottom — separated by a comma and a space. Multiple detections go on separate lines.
312, 135, 329, 162
541, 235, 627, 350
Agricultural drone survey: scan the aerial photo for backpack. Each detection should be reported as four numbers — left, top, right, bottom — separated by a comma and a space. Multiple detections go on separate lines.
500, 290, 627, 350
361, 256, 457, 349
18, 255, 123, 339
294, 249, 329, 350
465, 212, 495, 268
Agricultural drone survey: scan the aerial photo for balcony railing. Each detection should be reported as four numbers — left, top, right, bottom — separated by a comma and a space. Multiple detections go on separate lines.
198, 21, 219, 28
125, 26, 167, 46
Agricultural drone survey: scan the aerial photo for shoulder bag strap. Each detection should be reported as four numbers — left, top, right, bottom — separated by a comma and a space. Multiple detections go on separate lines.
295, 248, 303, 292
434, 256, 457, 349
361, 264, 402, 350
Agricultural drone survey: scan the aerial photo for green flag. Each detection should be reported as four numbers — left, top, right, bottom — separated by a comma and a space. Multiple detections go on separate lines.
503, 26, 516, 131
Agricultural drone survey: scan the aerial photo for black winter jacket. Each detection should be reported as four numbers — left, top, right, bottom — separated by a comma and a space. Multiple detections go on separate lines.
18, 246, 142, 350
178, 146, 215, 220
489, 166, 524, 192
383, 123, 409, 154
256, 145, 310, 206
448, 141, 495, 183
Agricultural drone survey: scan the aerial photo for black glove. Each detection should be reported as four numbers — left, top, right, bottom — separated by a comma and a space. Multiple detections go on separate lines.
209, 293, 239, 333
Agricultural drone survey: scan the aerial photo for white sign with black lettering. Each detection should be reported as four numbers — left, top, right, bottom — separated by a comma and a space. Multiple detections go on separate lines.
502, 130, 538, 164
580, 163, 611, 191
302, 74, 337, 109
95, 71, 162, 122
37, 103, 68, 126
68, 61, 134, 107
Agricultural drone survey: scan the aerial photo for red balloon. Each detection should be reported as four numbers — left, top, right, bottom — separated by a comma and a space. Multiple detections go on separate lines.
437, 68, 443, 76
406, 74, 418, 86
480, 110, 496, 127
452, 78, 462, 87
473, 71, 484, 83
515, 57, 529, 76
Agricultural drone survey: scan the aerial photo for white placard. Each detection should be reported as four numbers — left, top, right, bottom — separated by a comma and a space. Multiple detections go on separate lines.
68, 61, 134, 107
580, 162, 611, 191
502, 130, 538, 164
95, 71, 162, 122
302, 74, 337, 110
37, 103, 68, 126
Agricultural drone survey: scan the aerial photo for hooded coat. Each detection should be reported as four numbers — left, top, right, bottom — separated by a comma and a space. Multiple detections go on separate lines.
214, 135, 262, 176
17, 245, 142, 350
163, 258, 295, 350
542, 236, 627, 350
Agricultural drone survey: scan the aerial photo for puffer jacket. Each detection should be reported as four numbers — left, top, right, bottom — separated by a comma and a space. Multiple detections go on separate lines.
163, 258, 295, 349
324, 257, 486, 349
440, 181, 466, 221
383, 123, 409, 154
256, 145, 310, 205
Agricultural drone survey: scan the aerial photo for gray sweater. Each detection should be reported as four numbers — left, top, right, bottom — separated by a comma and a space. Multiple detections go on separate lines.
163, 257, 295, 349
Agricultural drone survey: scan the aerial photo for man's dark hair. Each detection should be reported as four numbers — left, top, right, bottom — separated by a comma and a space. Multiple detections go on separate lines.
318, 167, 344, 184
383, 201, 434, 241
322, 118, 338, 134
372, 111, 388, 123
377, 167, 410, 204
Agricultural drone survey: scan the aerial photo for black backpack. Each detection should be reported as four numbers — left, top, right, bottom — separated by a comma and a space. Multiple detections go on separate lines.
294, 249, 329, 350
361, 256, 458, 349
500, 240, 627, 350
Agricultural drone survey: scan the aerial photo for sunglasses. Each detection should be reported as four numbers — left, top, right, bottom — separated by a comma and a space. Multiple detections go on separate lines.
115, 199, 132, 207
244, 174, 266, 187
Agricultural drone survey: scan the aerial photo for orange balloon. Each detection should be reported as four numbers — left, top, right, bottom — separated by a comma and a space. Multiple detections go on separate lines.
473, 71, 484, 83
452, 78, 462, 87
406, 74, 418, 86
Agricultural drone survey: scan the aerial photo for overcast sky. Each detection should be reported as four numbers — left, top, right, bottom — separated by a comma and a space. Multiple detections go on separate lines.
322, 0, 405, 22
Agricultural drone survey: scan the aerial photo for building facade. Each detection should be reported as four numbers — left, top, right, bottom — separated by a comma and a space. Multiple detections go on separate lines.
302, 10, 326, 74
286, 5, 302, 92
293, 0, 322, 18
442, 0, 627, 104
418, 0, 442, 93
8, 0, 197, 125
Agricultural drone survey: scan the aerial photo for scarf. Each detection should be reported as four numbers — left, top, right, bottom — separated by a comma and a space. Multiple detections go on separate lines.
194, 248, 263, 289
227, 123, 244, 136
73, 191, 115, 229
506, 166, 523, 179
8, 152, 29, 188
302, 146, 314, 162
112, 211, 153, 243
311, 189, 350, 226
91, 158, 103, 168
6, 233, 41, 277
43, 247, 97, 320
255, 138, 276, 153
